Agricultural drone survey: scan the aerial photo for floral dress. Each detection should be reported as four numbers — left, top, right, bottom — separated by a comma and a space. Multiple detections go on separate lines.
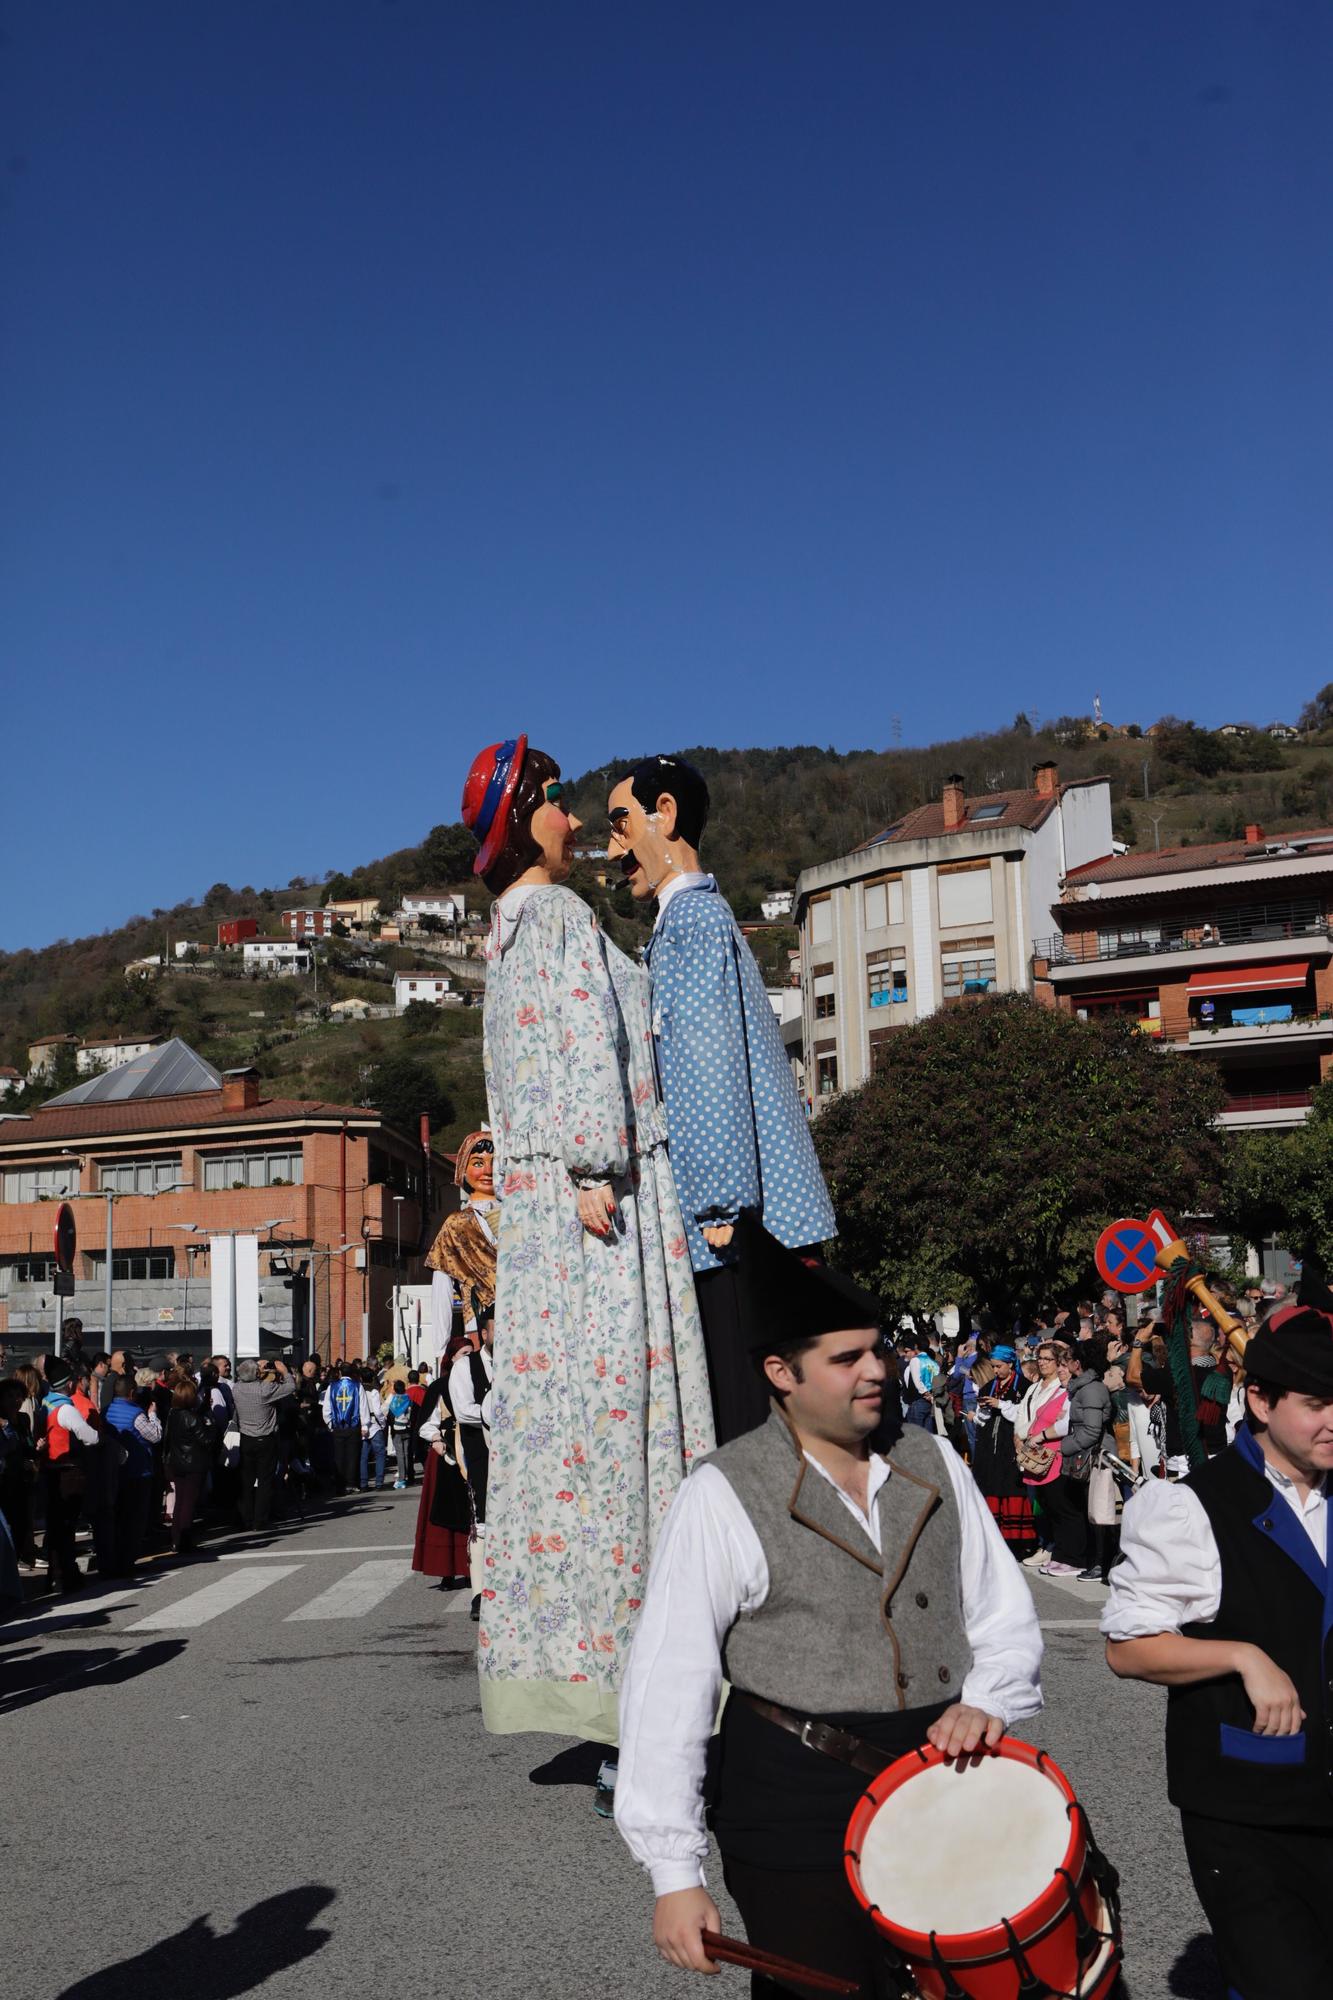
479, 884, 715, 1744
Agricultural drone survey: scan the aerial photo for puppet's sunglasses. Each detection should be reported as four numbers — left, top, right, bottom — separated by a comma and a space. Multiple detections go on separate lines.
608, 805, 631, 831
543, 781, 565, 806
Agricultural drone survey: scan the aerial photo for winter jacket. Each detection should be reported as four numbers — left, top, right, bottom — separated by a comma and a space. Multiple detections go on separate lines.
1059, 1370, 1112, 1469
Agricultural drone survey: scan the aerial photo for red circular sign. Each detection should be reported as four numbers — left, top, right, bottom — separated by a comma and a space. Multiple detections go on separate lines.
53, 1200, 77, 1272
1094, 1217, 1160, 1295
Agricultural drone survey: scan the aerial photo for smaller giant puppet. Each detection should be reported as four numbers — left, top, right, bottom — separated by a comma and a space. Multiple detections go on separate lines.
425, 1130, 498, 1355
606, 754, 837, 1443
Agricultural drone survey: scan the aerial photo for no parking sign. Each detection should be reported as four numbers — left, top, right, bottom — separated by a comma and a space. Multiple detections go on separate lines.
1095, 1210, 1175, 1294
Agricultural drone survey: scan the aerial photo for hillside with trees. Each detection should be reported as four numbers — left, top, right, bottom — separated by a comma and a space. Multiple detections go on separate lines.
5, 704, 1333, 1151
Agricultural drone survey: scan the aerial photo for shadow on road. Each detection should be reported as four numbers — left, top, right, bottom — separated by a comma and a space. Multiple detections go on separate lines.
1168, 1931, 1224, 1997
57, 1885, 336, 1999
0, 1638, 185, 1715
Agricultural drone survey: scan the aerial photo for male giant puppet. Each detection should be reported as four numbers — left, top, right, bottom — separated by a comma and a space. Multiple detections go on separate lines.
608, 755, 837, 1441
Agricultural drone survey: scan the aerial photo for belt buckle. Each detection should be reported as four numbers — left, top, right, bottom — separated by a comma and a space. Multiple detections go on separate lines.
800, 1718, 831, 1755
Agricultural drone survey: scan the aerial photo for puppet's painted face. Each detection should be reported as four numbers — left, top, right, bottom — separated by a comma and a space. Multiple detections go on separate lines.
526, 779, 581, 884
607, 776, 670, 900
464, 1142, 494, 1198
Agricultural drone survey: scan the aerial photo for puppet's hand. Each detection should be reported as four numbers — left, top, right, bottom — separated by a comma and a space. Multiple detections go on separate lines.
577, 1183, 617, 1237
701, 1224, 734, 1249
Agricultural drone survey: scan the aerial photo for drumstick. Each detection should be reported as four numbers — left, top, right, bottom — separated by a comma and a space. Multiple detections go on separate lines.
700, 1930, 860, 1995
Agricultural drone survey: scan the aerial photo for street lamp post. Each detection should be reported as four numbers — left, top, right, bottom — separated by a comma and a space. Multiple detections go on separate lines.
68, 1179, 188, 1344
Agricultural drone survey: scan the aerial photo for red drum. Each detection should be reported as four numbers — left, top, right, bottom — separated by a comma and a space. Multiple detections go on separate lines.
844, 1739, 1121, 2000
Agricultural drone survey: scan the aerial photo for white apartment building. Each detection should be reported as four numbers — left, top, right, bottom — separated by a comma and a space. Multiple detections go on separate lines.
76, 1034, 163, 1076
394, 972, 452, 1011
398, 892, 466, 926
242, 938, 313, 976
793, 763, 1112, 1104
761, 890, 794, 920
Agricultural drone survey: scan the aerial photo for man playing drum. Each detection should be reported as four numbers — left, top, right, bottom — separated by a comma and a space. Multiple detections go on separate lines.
1103, 1289, 1333, 2000
614, 1217, 1044, 1997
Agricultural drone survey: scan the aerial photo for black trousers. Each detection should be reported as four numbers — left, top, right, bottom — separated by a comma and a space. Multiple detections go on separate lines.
1041, 1472, 1089, 1566
331, 1431, 360, 1493
238, 1433, 279, 1530
44, 1469, 81, 1586
696, 1264, 771, 1445
722, 1855, 897, 2000
1181, 1811, 1333, 1999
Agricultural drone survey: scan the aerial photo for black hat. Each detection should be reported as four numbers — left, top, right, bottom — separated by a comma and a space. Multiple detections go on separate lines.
44, 1355, 72, 1388
734, 1212, 886, 1357
1243, 1262, 1333, 1398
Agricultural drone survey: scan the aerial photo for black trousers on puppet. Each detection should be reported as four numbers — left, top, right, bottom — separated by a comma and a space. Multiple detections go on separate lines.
1181, 1811, 1333, 1999
695, 1264, 771, 1445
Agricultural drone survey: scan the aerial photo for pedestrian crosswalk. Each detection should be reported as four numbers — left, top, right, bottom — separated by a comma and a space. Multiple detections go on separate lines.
13, 1556, 475, 1636
286, 1559, 413, 1621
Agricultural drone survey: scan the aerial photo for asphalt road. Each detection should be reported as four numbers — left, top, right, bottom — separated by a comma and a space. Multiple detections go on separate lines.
2, 1493, 1224, 2000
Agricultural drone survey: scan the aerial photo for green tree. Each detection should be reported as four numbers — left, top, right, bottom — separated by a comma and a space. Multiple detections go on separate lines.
812, 995, 1225, 1322
1219, 1122, 1333, 1267
416, 822, 477, 884
1299, 684, 1333, 734
401, 999, 441, 1037
363, 1053, 452, 1137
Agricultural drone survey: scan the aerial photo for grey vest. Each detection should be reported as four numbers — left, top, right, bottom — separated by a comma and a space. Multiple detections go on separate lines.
702, 1413, 972, 1714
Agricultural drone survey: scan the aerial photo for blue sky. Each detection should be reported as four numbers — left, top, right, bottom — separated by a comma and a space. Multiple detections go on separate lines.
4, 2, 1331, 949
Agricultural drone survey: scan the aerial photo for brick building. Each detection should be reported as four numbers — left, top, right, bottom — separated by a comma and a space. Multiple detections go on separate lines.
0, 1039, 450, 1359
281, 907, 333, 938
1034, 824, 1333, 1130
217, 917, 259, 948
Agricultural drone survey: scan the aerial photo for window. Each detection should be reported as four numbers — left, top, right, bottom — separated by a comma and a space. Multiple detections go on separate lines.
969, 802, 1007, 823
938, 865, 994, 929
869, 1027, 896, 1072
86, 1249, 175, 1280
863, 878, 904, 930
941, 942, 997, 1000
201, 1149, 304, 1190
0, 1255, 57, 1295
809, 898, 833, 946
1, 1164, 76, 1203
816, 1053, 839, 1097
867, 947, 909, 1007
99, 1155, 184, 1195
813, 973, 837, 1021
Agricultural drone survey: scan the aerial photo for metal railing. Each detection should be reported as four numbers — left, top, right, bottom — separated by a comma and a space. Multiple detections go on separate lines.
1036, 898, 1331, 968
1221, 1087, 1315, 1113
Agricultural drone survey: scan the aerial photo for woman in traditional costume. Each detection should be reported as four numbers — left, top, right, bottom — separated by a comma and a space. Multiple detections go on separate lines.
460, 737, 714, 1751
969, 1344, 1039, 1559
413, 1132, 500, 1590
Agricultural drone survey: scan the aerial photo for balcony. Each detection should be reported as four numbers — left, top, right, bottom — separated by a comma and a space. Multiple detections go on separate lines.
1218, 1087, 1315, 1130
1185, 1009, 1333, 1052
1036, 899, 1332, 976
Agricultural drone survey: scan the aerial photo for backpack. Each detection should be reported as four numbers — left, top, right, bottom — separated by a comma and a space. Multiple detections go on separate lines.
328, 1379, 361, 1431
387, 1391, 411, 1432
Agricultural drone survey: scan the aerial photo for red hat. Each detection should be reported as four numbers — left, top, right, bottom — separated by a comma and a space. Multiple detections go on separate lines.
461, 736, 528, 878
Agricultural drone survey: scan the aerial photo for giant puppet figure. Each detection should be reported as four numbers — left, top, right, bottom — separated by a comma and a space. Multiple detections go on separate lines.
425, 1129, 498, 1346
606, 755, 837, 1442
460, 736, 714, 1749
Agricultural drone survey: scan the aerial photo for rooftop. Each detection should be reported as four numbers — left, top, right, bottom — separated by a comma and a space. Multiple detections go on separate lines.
1067, 827, 1333, 887
856, 780, 1105, 849
46, 1038, 220, 1109
0, 1090, 383, 1150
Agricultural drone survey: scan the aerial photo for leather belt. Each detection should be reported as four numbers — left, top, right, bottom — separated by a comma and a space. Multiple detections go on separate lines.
737, 1693, 890, 1778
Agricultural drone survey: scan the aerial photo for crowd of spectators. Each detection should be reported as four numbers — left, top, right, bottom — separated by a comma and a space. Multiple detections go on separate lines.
0, 1320, 434, 1603
892, 1275, 1285, 1586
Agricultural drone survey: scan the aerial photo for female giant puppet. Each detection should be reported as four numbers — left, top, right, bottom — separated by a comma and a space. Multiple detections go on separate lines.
461, 737, 714, 1745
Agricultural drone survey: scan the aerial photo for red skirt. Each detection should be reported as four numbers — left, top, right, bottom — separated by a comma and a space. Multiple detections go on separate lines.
411, 1451, 470, 1581
985, 1491, 1037, 1551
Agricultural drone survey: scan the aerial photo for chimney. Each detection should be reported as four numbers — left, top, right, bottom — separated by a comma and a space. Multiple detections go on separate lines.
1033, 761, 1059, 799
221, 1066, 260, 1112
1245, 823, 1264, 846
942, 774, 966, 832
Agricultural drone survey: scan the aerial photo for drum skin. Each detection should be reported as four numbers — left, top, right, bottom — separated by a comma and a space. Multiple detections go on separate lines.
844, 1739, 1122, 2000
